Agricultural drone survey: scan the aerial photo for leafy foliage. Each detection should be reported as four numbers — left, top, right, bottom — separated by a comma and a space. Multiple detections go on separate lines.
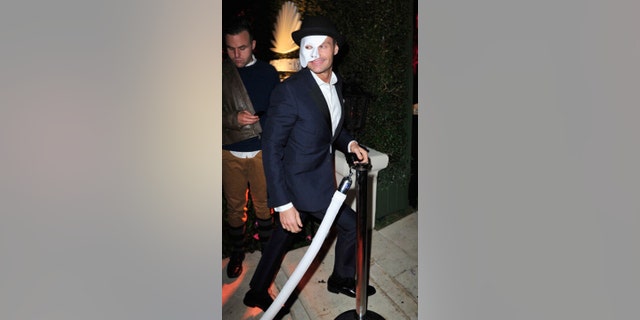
332, 0, 414, 187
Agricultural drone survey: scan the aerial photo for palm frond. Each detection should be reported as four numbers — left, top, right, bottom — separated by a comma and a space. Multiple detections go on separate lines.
271, 1, 301, 54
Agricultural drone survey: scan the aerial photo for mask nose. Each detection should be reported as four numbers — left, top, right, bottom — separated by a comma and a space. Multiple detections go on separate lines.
310, 47, 319, 59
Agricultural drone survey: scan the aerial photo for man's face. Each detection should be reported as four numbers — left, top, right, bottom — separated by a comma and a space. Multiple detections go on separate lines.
300, 35, 339, 75
225, 30, 255, 68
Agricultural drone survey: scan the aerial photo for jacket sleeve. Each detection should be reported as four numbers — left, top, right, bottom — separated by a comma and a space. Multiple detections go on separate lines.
261, 83, 297, 208
221, 58, 254, 131
334, 127, 356, 155
222, 109, 239, 130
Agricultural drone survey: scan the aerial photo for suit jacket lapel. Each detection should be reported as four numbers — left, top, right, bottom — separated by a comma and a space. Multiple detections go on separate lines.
334, 76, 346, 141
303, 69, 332, 132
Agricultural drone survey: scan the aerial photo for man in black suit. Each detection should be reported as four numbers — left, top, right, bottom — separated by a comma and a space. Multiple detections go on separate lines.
243, 15, 376, 313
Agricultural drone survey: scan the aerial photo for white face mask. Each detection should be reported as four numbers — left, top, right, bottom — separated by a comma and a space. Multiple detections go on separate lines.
299, 35, 327, 68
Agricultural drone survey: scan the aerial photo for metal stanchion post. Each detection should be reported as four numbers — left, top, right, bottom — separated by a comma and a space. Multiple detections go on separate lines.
336, 159, 385, 320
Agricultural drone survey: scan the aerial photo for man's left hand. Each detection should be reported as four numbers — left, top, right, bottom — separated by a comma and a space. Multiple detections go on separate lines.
350, 143, 369, 164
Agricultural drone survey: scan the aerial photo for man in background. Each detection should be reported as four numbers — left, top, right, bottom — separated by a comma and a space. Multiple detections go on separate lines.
222, 16, 280, 278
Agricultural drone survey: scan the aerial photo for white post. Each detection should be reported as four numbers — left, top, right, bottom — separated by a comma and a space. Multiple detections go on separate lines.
335, 148, 389, 227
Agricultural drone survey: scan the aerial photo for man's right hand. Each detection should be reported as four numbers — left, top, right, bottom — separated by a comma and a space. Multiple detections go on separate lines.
279, 206, 303, 233
237, 110, 259, 126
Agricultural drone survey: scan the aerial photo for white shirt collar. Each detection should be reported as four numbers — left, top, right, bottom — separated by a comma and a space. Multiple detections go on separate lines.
310, 71, 338, 86
245, 54, 257, 67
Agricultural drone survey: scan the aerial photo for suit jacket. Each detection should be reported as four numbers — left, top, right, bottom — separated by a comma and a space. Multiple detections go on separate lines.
262, 68, 355, 213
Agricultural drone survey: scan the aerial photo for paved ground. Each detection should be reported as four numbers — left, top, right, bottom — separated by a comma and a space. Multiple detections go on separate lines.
221, 211, 418, 319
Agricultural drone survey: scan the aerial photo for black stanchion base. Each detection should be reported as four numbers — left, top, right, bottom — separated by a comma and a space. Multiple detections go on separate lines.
335, 310, 386, 320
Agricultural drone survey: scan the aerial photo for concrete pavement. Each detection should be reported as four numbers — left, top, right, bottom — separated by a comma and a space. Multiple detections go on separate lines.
221, 211, 418, 319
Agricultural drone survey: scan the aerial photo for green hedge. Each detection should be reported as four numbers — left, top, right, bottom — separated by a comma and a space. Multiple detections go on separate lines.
332, 0, 414, 190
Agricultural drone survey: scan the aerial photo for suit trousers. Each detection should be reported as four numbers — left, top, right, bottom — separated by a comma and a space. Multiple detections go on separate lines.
222, 150, 271, 228
249, 204, 357, 292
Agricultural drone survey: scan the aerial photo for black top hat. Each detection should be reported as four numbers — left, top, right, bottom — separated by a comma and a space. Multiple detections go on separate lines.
292, 16, 345, 46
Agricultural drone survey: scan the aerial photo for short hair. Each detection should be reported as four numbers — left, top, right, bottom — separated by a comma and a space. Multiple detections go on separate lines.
224, 16, 254, 42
